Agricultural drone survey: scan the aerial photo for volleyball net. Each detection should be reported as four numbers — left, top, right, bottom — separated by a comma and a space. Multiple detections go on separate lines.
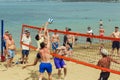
20, 24, 120, 76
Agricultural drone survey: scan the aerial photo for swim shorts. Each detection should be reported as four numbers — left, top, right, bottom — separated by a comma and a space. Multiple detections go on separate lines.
54, 57, 66, 69
39, 62, 52, 73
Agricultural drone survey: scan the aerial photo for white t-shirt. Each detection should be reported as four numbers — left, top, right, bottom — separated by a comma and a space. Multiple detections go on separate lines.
87, 30, 93, 35
22, 36, 31, 50
36, 37, 44, 51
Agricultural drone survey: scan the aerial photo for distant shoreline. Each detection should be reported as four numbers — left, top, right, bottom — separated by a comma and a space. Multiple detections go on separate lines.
62, 0, 119, 2
0, 0, 119, 3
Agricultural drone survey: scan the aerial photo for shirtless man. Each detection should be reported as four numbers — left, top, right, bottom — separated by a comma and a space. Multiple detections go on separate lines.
63, 27, 69, 46
38, 28, 52, 80
38, 41, 52, 80
54, 46, 68, 80
6, 34, 16, 68
97, 49, 120, 80
65, 43, 73, 56
110, 27, 120, 55
3, 30, 9, 58
66, 28, 75, 49
23, 31, 51, 80
51, 29, 60, 52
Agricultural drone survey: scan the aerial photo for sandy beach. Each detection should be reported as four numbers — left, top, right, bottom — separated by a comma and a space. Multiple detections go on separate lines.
1, 1, 120, 80
0, 49, 120, 80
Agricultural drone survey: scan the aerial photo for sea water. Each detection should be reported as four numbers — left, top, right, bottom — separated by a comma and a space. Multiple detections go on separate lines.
0, 1, 120, 48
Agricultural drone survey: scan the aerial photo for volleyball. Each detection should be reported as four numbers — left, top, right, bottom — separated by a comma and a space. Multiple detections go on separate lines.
48, 18, 53, 24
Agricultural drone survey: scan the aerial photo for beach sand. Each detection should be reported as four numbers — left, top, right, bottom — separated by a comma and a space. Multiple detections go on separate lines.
0, 49, 120, 80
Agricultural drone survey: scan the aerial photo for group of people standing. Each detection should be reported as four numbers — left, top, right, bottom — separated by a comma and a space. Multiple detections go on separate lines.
85, 19, 120, 80
85, 19, 120, 56
21, 22, 74, 80
85, 19, 105, 48
21, 24, 120, 80
2, 19, 120, 80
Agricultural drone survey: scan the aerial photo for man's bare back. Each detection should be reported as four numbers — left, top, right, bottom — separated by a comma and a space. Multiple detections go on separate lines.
98, 57, 111, 69
39, 47, 50, 62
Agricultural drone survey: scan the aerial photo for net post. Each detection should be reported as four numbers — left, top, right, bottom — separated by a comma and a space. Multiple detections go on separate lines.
20, 24, 25, 47
1, 20, 4, 62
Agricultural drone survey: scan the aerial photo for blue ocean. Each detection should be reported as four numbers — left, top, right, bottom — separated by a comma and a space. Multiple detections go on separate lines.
0, 0, 120, 48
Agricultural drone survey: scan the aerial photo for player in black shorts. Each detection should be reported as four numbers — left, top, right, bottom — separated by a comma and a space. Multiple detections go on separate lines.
22, 53, 41, 69
110, 27, 120, 55
97, 49, 120, 80
98, 72, 110, 80
85, 27, 93, 48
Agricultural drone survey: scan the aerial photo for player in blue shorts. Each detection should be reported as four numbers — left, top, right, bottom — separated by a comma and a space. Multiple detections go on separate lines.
22, 42, 52, 80
39, 42, 52, 80
51, 29, 60, 52
38, 27, 52, 80
54, 46, 68, 80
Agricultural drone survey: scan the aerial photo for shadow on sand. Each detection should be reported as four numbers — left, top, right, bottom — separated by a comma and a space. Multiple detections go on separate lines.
24, 69, 47, 80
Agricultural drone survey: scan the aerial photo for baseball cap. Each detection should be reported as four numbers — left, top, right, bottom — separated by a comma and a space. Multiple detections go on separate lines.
24, 29, 29, 32
5, 30, 9, 33
57, 46, 66, 50
101, 49, 109, 56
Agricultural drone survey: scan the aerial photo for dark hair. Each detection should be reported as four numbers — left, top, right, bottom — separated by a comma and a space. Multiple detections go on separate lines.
40, 42, 46, 49
66, 42, 70, 45
54, 29, 57, 30
54, 29, 57, 33
75, 37, 78, 41
102, 54, 107, 57
35, 34, 39, 41
88, 27, 91, 30
100, 19, 102, 21
68, 28, 71, 31
115, 26, 119, 29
